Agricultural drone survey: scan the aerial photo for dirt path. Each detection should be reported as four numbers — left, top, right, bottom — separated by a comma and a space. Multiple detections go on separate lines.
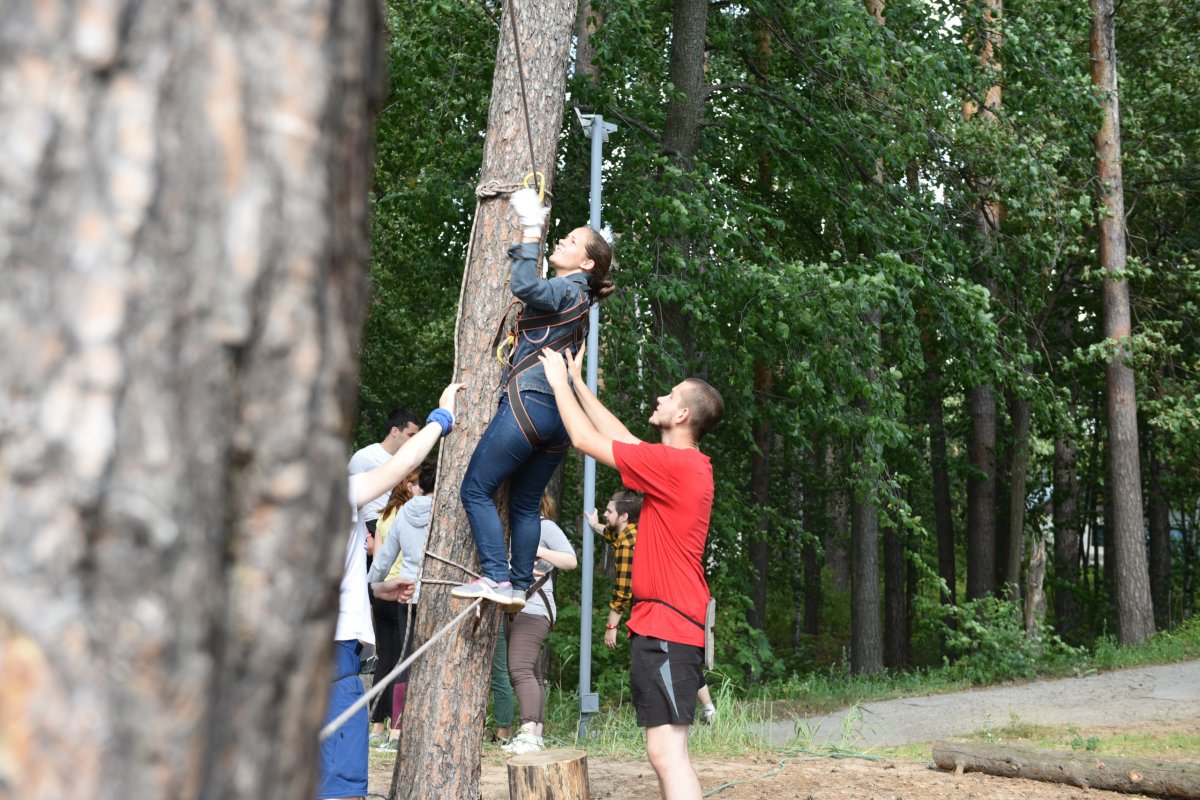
766, 660, 1200, 747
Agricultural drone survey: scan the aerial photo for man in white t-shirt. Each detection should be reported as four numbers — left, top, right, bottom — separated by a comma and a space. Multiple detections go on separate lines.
320, 385, 461, 800
348, 407, 421, 527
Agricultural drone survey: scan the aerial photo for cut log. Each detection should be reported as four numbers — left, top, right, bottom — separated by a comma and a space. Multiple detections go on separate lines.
507, 748, 590, 799
933, 740, 1200, 799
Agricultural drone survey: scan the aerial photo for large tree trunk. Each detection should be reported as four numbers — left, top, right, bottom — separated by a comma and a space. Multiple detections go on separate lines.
850, 312, 884, 675
1052, 435, 1083, 640
962, 0, 1002, 603
1091, 0, 1155, 644
966, 385, 998, 599
883, 513, 908, 670
391, 3, 578, 799
1147, 434, 1172, 630
0, 3, 384, 799
1004, 393, 1033, 599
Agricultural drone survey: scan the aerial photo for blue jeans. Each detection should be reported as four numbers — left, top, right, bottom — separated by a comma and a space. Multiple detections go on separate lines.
460, 392, 568, 590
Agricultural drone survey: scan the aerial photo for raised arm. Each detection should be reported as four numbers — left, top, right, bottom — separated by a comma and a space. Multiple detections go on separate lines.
353, 383, 464, 507
563, 343, 639, 444
539, 350, 622, 469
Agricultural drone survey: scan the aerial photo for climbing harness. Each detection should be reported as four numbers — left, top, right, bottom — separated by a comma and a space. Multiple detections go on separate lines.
491, 289, 591, 447
633, 595, 717, 669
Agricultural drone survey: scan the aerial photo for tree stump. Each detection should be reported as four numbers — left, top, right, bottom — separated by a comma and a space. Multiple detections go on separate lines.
933, 740, 1200, 798
507, 748, 591, 799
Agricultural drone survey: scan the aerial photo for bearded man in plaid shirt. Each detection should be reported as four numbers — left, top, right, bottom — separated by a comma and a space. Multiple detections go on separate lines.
586, 490, 641, 648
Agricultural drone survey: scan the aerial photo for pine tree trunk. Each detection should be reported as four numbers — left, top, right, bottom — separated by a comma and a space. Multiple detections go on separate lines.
0, 3, 384, 798
883, 517, 908, 669
1147, 436, 1172, 629
1004, 394, 1033, 599
391, 2, 578, 798
967, 385, 998, 599
1053, 435, 1082, 641
1090, 0, 1155, 644
850, 311, 883, 675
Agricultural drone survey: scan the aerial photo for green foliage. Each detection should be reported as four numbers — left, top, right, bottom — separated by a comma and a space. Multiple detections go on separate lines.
361, 0, 1200, 700
933, 594, 1083, 683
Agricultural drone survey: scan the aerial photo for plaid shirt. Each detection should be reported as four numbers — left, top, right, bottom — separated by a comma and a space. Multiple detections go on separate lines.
603, 522, 637, 615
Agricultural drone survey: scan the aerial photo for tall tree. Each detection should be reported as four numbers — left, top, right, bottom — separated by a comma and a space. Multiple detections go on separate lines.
391, 1, 579, 797
963, 0, 1003, 601
0, 2, 384, 798
1090, 0, 1155, 644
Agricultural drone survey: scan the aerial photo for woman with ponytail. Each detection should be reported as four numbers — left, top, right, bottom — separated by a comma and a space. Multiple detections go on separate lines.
453, 189, 614, 609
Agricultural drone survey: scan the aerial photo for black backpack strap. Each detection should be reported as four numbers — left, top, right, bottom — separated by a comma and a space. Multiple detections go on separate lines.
632, 596, 704, 629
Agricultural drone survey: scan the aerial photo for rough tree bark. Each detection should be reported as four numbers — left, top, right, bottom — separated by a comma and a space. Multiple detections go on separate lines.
1053, 433, 1082, 640
1090, 0, 1155, 644
963, 0, 1002, 602
391, 2, 578, 799
850, 311, 884, 675
1004, 392, 1033, 599
1147, 437, 1172, 629
0, 3, 383, 799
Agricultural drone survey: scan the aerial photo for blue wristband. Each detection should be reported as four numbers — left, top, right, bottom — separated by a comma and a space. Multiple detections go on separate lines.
426, 408, 454, 437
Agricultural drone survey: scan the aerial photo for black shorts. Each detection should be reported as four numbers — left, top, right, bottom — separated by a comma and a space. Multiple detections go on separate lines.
630, 634, 702, 727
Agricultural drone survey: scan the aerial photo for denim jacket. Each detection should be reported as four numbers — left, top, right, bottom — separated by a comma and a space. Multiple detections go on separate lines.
505, 242, 592, 396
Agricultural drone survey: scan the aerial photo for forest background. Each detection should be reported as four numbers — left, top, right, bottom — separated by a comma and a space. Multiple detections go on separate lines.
356, 0, 1199, 697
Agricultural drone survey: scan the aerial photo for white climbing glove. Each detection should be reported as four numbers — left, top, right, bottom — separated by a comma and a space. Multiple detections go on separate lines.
510, 188, 548, 239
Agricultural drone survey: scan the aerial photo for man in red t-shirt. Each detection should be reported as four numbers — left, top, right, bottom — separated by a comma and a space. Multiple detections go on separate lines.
540, 345, 724, 800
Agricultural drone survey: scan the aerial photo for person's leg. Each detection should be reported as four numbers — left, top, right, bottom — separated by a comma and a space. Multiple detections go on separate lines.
506, 392, 568, 591
317, 641, 369, 800
507, 613, 552, 729
490, 616, 515, 739
629, 635, 703, 799
645, 724, 701, 800
458, 397, 536, 585
369, 599, 400, 734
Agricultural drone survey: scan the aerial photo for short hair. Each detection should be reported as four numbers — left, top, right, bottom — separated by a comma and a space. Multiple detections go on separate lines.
681, 378, 724, 440
384, 407, 420, 438
611, 490, 641, 524
417, 459, 437, 494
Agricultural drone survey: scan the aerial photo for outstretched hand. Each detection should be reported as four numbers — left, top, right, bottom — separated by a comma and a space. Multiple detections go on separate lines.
438, 382, 467, 417
565, 342, 586, 385
373, 577, 416, 603
539, 348, 569, 389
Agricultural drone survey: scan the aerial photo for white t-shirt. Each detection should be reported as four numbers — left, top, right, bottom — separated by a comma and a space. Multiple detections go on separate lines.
348, 442, 390, 522
336, 475, 374, 648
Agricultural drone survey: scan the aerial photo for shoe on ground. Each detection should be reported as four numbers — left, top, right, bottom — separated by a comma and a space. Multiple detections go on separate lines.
699, 703, 716, 725
369, 732, 387, 748
376, 737, 399, 752
501, 732, 544, 755
450, 577, 523, 608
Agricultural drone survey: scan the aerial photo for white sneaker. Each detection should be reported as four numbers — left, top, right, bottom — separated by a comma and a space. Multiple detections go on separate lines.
501, 731, 544, 755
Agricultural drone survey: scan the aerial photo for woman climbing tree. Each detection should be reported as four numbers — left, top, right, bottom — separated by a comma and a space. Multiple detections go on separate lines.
452, 188, 614, 608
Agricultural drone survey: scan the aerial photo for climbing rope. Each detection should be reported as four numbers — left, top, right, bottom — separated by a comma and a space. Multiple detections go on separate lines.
505, 0, 538, 182
319, 598, 484, 742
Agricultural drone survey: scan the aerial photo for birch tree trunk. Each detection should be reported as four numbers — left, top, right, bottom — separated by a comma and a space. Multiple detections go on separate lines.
0, 3, 384, 798
391, 2, 578, 798
1090, 0, 1155, 644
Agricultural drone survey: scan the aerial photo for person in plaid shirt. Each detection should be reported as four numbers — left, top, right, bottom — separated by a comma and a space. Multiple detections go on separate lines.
586, 491, 641, 648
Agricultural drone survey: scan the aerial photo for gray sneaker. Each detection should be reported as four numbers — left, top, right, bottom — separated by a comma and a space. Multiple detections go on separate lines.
451, 577, 519, 606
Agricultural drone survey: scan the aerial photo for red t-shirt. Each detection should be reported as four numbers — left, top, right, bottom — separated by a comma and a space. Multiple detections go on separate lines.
612, 440, 712, 647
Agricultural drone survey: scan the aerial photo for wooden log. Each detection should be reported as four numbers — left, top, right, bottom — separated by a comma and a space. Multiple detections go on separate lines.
932, 740, 1200, 799
507, 748, 591, 800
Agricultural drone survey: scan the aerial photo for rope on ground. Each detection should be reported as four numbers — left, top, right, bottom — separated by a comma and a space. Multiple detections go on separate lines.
319, 597, 484, 742
701, 747, 889, 798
